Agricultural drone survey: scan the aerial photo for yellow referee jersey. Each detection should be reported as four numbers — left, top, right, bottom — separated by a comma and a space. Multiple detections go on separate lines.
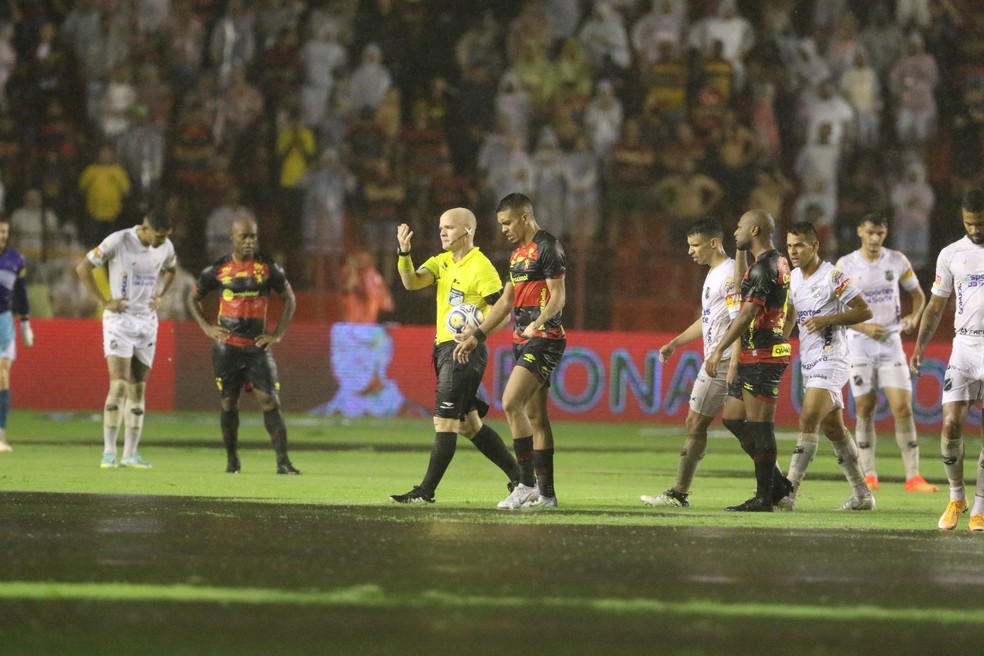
421, 247, 503, 345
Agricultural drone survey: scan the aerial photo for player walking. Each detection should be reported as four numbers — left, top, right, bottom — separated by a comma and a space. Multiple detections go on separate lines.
455, 193, 566, 509
835, 213, 935, 492
0, 217, 34, 452
641, 218, 739, 507
77, 208, 176, 468
781, 221, 875, 510
188, 216, 300, 475
705, 210, 793, 512
910, 189, 984, 531
388, 207, 520, 504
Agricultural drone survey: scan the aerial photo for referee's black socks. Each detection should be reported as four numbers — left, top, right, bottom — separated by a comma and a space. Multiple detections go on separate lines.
469, 424, 521, 483
420, 432, 457, 493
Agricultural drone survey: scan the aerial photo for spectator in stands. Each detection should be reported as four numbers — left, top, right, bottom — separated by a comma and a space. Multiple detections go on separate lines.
532, 127, 567, 239
79, 12, 130, 121
554, 38, 592, 97
164, 0, 206, 93
506, 0, 549, 65
543, 0, 581, 48
115, 105, 165, 214
861, 3, 905, 83
788, 38, 831, 93
584, 79, 623, 162
800, 79, 856, 149
896, 0, 932, 30
60, 0, 101, 64
889, 32, 940, 145
793, 179, 838, 254
484, 134, 534, 215
607, 118, 655, 246
825, 10, 863, 80
348, 43, 392, 115
563, 131, 601, 245
209, 0, 256, 88
890, 158, 935, 270
98, 64, 136, 139
9, 188, 58, 263
254, 24, 302, 112
748, 166, 795, 223
632, 0, 687, 69
578, 2, 631, 80
299, 21, 347, 127
0, 23, 14, 112
218, 66, 264, 149
751, 80, 782, 161
134, 62, 173, 130
361, 159, 406, 283
695, 0, 755, 89
339, 250, 394, 324
653, 158, 724, 240
510, 39, 557, 120
795, 121, 841, 207
840, 49, 882, 149
456, 10, 503, 78
276, 107, 316, 261
79, 144, 131, 245
494, 71, 533, 150
643, 38, 688, 128
301, 147, 353, 287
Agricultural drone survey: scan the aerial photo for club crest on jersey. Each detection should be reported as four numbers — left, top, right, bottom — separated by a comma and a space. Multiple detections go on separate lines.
885, 270, 894, 281
810, 285, 822, 300
448, 288, 464, 305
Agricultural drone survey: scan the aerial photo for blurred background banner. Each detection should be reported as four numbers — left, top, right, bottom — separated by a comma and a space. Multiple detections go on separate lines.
15, 319, 964, 430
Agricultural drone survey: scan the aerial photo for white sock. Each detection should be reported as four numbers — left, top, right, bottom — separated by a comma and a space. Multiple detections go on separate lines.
122, 383, 146, 460
787, 432, 819, 490
896, 416, 920, 480
855, 414, 876, 477
950, 486, 966, 503
103, 380, 127, 454
832, 433, 868, 497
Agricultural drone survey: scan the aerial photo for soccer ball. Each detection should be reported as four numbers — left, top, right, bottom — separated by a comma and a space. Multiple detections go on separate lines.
446, 303, 484, 335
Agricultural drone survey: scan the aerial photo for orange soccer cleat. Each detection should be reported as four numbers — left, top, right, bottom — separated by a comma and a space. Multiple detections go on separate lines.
938, 499, 968, 530
864, 474, 879, 491
970, 514, 984, 533
904, 475, 939, 493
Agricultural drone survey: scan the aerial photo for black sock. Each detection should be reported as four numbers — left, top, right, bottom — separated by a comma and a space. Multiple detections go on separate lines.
220, 409, 239, 459
533, 448, 555, 498
723, 418, 757, 460
746, 421, 778, 501
420, 432, 457, 493
514, 436, 535, 486
263, 409, 289, 462
470, 424, 520, 482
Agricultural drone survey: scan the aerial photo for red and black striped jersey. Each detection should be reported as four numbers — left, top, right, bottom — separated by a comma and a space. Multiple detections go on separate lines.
509, 230, 566, 342
194, 254, 290, 347
739, 249, 791, 364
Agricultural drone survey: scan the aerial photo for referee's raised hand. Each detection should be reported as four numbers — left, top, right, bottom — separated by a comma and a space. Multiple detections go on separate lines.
397, 223, 413, 253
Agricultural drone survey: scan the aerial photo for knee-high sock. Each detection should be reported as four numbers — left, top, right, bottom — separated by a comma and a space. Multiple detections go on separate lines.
676, 434, 707, 494
855, 414, 876, 477
533, 448, 555, 497
122, 382, 146, 460
831, 433, 868, 497
469, 424, 520, 482
941, 433, 965, 490
514, 436, 535, 486
0, 388, 10, 430
263, 409, 289, 462
723, 418, 755, 459
746, 421, 777, 500
103, 379, 127, 454
895, 416, 921, 480
787, 431, 819, 490
221, 409, 239, 459
420, 432, 457, 493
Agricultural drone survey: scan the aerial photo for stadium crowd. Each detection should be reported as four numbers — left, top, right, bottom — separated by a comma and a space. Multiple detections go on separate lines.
0, 0, 982, 326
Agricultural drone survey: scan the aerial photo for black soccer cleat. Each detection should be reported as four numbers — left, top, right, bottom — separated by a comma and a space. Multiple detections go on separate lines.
226, 456, 241, 474
725, 496, 774, 512
389, 486, 435, 504
276, 461, 301, 475
771, 475, 794, 506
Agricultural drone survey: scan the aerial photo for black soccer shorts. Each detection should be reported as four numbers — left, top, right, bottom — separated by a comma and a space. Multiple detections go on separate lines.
212, 342, 280, 398
432, 341, 489, 420
728, 361, 788, 402
512, 337, 566, 387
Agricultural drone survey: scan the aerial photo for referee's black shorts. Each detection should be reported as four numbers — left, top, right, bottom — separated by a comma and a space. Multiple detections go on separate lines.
212, 341, 280, 398
433, 340, 489, 420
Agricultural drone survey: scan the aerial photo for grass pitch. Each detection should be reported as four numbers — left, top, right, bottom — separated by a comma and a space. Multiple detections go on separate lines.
1, 412, 982, 655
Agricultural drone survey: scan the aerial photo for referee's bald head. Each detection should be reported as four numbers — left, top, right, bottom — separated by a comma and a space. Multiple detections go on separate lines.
441, 207, 477, 234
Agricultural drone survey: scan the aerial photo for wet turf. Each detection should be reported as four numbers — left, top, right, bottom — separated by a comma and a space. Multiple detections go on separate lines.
3, 491, 984, 655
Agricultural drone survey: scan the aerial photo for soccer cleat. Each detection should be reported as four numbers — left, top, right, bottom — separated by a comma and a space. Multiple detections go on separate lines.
865, 474, 879, 491
120, 454, 152, 469
775, 491, 797, 511
100, 452, 117, 468
0, 439, 12, 453
771, 475, 794, 506
640, 488, 690, 508
497, 483, 539, 510
938, 499, 968, 530
725, 496, 773, 512
838, 494, 876, 511
276, 461, 301, 475
389, 486, 435, 504
226, 456, 241, 474
969, 514, 984, 533
904, 475, 938, 493
523, 495, 558, 509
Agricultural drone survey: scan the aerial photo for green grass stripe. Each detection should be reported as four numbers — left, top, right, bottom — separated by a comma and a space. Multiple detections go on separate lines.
1, 581, 977, 625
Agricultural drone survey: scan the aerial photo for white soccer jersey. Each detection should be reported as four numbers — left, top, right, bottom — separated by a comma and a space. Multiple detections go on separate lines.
836, 248, 920, 334
790, 260, 862, 366
931, 236, 984, 337
701, 257, 739, 359
87, 227, 177, 317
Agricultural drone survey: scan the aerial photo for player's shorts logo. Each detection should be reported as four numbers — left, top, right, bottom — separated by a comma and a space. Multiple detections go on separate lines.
772, 344, 791, 357
215, 377, 223, 390
944, 378, 953, 391
524, 353, 536, 363
853, 375, 863, 386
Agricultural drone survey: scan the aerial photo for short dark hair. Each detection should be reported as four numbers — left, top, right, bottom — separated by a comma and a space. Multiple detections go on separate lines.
496, 193, 533, 216
963, 188, 984, 213
687, 218, 723, 239
144, 206, 173, 232
787, 221, 819, 242
858, 212, 888, 228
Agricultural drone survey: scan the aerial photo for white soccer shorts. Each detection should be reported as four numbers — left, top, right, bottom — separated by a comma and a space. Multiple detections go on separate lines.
690, 357, 730, 417
847, 332, 913, 396
103, 312, 159, 367
802, 357, 849, 411
941, 336, 984, 405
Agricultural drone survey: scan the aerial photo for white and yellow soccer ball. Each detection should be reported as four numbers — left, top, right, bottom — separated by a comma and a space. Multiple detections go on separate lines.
446, 302, 484, 335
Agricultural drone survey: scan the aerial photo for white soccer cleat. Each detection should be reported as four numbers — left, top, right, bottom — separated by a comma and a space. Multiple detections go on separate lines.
0, 439, 12, 453
641, 489, 689, 508
497, 483, 539, 510
838, 494, 875, 511
523, 495, 558, 509
775, 491, 797, 511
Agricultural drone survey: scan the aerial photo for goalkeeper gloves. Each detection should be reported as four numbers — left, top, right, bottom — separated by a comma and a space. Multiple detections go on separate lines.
20, 319, 33, 347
